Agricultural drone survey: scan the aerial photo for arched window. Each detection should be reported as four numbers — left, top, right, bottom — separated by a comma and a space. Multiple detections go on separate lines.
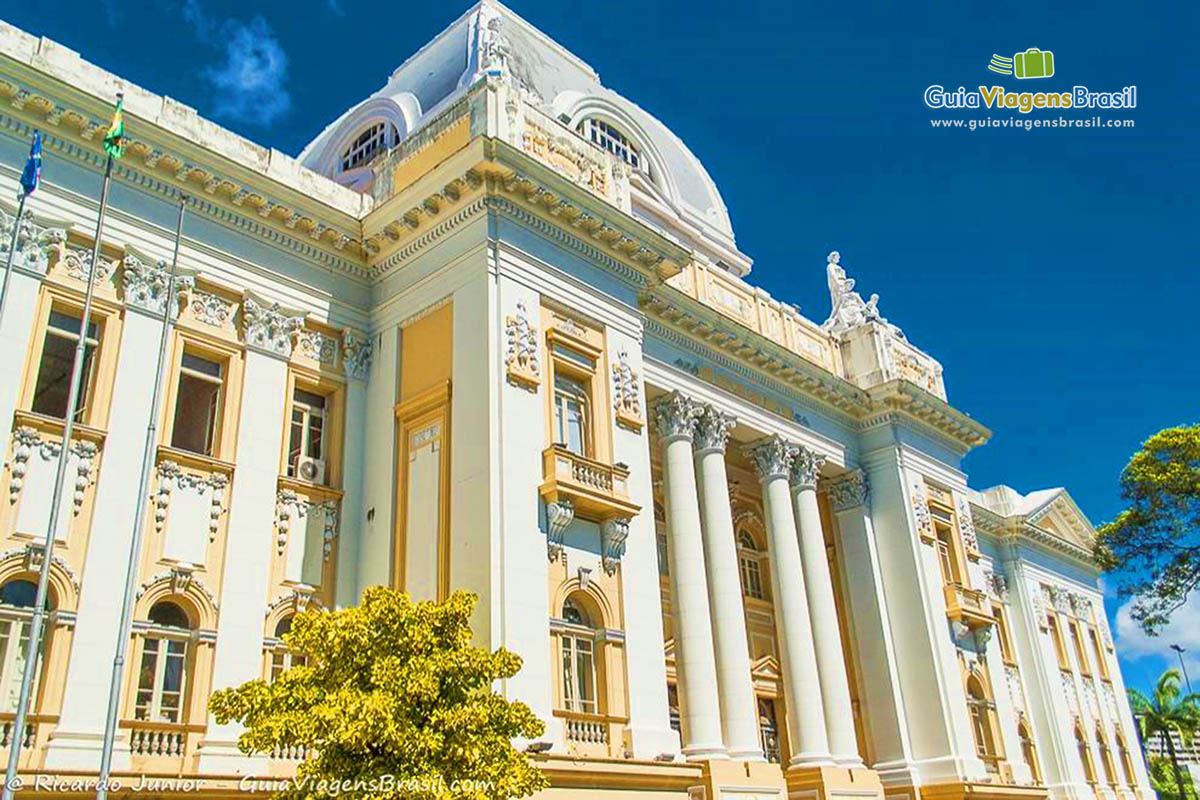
267, 616, 308, 683
1096, 726, 1117, 785
1018, 721, 1042, 783
340, 122, 398, 172
1116, 734, 1136, 786
577, 118, 642, 172
1076, 725, 1098, 784
136, 601, 192, 723
560, 596, 597, 713
737, 533, 764, 600
966, 676, 999, 769
0, 579, 46, 712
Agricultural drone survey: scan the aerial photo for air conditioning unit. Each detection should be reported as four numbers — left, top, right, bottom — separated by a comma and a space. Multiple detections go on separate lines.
294, 456, 325, 484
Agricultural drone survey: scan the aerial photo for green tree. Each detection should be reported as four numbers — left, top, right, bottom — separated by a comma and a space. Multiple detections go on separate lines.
1095, 424, 1200, 633
210, 588, 548, 799
1128, 669, 1200, 800
1148, 756, 1198, 800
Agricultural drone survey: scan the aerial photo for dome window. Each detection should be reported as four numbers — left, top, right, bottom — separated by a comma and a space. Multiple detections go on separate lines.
340, 122, 398, 172
578, 118, 642, 172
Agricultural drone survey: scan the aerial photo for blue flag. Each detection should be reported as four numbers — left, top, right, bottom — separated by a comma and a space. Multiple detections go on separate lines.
19, 131, 42, 197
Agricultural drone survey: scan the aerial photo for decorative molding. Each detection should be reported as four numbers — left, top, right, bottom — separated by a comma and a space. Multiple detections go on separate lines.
911, 479, 934, 544
0, 203, 65, 274
601, 516, 631, 575
342, 331, 373, 380
241, 295, 305, 357
153, 460, 226, 539
956, 494, 980, 559
7, 428, 98, 515
0, 543, 81, 592
504, 300, 540, 391
745, 435, 797, 483
610, 349, 643, 431
296, 329, 338, 366
545, 499, 574, 562
824, 469, 869, 512
60, 245, 111, 285
274, 490, 340, 562
190, 290, 234, 327
692, 403, 735, 455
650, 391, 700, 444
136, 567, 218, 611
789, 445, 825, 491
120, 251, 194, 315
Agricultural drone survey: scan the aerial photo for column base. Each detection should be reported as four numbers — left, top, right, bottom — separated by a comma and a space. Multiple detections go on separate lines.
786, 763, 886, 800
696, 758, 789, 799
43, 729, 130, 772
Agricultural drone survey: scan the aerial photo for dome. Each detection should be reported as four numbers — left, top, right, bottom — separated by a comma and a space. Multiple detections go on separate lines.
298, 1, 746, 272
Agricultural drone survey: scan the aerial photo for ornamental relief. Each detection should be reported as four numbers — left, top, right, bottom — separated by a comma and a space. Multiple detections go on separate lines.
910, 480, 934, 543
59, 246, 115, 287
0, 205, 65, 275
189, 290, 235, 328
241, 296, 305, 357
9, 426, 98, 518
119, 252, 195, 316
296, 328, 339, 367
504, 300, 540, 391
342, 332, 373, 380
275, 491, 340, 587
956, 495, 981, 557
610, 350, 644, 431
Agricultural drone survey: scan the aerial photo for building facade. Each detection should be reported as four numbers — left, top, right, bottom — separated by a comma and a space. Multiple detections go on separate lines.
0, 4, 1155, 799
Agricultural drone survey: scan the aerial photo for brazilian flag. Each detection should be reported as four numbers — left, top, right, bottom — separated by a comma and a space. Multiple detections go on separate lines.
103, 94, 125, 159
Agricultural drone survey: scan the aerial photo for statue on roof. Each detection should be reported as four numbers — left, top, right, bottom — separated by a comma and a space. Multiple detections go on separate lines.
822, 251, 904, 339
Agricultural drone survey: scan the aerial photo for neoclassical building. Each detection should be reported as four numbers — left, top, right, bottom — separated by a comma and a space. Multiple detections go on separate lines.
0, 4, 1154, 800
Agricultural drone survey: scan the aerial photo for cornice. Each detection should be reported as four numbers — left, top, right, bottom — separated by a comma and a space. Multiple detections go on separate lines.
0, 73, 369, 276
971, 502, 1097, 569
639, 283, 870, 416
863, 379, 992, 448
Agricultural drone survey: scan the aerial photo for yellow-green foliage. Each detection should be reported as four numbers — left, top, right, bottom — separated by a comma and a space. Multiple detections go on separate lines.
1096, 423, 1200, 634
210, 588, 548, 799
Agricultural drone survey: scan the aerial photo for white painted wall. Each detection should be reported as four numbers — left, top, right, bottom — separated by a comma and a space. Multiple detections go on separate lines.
196, 348, 288, 774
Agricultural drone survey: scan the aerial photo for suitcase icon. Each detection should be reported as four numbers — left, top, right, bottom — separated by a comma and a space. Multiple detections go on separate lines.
1014, 48, 1054, 79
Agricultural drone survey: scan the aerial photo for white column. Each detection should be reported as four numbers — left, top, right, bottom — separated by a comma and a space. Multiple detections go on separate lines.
197, 345, 290, 772
357, 325, 397, 593
693, 404, 763, 761
790, 447, 861, 766
826, 469, 918, 783
333, 333, 371, 609
747, 435, 831, 768
652, 391, 726, 761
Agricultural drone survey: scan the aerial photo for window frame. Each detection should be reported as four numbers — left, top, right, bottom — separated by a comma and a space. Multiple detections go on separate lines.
1018, 721, 1042, 784
160, 333, 241, 463
21, 291, 120, 430
340, 122, 397, 172
0, 580, 48, 714
576, 118, 644, 173
737, 532, 765, 600
169, 351, 225, 457
542, 314, 609, 465
133, 604, 194, 725
281, 372, 344, 486
1047, 614, 1071, 671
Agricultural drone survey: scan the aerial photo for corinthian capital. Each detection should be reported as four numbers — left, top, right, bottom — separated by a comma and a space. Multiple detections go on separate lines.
789, 445, 827, 490
824, 468, 869, 512
651, 391, 700, 443
745, 435, 798, 483
693, 404, 736, 454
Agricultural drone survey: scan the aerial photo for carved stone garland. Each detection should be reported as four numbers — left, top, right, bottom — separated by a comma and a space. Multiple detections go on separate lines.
274, 491, 340, 562
504, 300, 540, 391
0, 206, 65, 274
120, 253, 194, 316
242, 297, 304, 357
910, 479, 935, 544
342, 332, 374, 380
8, 427, 98, 516
153, 460, 228, 539
610, 350, 643, 431
956, 495, 980, 559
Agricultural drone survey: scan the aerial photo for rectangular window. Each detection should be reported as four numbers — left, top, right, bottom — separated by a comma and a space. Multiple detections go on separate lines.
935, 522, 959, 585
1088, 628, 1110, 680
994, 605, 1016, 664
553, 375, 590, 456
1070, 621, 1091, 675
1048, 615, 1070, 670
32, 310, 100, 422
561, 634, 596, 713
135, 637, 187, 722
170, 352, 224, 456
287, 388, 328, 481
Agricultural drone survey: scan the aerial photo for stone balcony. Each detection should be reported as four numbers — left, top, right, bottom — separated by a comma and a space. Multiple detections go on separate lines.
538, 444, 640, 523
944, 583, 995, 631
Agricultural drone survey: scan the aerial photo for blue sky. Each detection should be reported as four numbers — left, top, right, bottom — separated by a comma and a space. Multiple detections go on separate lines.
2, 0, 1196, 692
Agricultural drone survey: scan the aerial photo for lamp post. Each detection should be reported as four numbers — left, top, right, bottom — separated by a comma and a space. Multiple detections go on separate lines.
1169, 644, 1192, 694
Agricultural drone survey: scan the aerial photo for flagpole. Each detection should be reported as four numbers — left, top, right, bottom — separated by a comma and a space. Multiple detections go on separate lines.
1, 150, 115, 800
0, 190, 27, 327
94, 195, 187, 800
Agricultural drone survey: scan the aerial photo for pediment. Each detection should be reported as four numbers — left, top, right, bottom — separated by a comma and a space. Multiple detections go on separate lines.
1026, 491, 1095, 549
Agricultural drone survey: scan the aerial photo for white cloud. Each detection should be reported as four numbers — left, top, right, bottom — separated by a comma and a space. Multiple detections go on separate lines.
1114, 592, 1200, 681
181, 1, 291, 126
